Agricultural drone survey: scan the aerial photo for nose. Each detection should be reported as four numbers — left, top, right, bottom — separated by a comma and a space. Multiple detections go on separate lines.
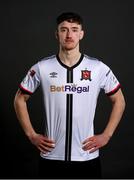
66, 30, 72, 38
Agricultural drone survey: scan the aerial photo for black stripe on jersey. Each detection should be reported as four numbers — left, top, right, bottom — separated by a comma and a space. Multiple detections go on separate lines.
65, 94, 73, 161
56, 54, 84, 161
65, 69, 73, 161
67, 69, 73, 83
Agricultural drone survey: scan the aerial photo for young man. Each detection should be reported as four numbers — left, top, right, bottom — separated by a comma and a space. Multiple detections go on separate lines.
14, 12, 125, 178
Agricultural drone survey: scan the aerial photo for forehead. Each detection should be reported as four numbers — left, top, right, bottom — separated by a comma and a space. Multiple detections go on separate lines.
58, 21, 82, 29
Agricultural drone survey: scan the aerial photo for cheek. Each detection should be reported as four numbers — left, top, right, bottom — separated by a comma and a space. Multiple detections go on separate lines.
57, 34, 63, 42
58, 37, 66, 44
58, 33, 66, 40
74, 34, 81, 41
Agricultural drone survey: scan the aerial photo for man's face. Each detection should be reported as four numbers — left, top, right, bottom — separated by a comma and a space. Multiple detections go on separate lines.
56, 21, 84, 51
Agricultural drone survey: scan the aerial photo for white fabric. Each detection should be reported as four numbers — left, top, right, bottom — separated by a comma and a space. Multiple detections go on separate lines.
20, 54, 120, 161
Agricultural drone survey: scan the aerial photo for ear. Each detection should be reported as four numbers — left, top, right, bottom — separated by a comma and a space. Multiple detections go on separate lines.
55, 30, 59, 39
79, 30, 84, 40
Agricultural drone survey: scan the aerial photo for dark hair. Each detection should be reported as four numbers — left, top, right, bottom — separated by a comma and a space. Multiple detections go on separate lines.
56, 12, 83, 27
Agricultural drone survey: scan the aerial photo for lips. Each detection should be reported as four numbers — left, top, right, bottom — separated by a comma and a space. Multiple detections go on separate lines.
65, 40, 74, 43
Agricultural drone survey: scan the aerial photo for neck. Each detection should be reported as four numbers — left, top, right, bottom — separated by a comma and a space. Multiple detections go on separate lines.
58, 48, 81, 67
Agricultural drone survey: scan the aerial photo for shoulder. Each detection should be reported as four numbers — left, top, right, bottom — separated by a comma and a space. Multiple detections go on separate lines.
41, 55, 56, 61
84, 54, 103, 66
38, 55, 56, 66
84, 54, 110, 71
28, 55, 56, 72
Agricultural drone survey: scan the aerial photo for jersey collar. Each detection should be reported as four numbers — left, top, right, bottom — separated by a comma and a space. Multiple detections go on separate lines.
56, 54, 84, 70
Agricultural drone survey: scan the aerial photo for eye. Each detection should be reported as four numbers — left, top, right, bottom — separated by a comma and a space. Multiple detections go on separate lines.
60, 28, 67, 32
61, 29, 66, 32
72, 28, 79, 32
72, 29, 78, 32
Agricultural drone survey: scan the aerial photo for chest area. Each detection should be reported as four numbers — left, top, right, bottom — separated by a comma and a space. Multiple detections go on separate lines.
40, 63, 100, 94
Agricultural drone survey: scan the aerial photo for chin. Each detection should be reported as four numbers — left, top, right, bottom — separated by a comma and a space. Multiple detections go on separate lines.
64, 45, 76, 51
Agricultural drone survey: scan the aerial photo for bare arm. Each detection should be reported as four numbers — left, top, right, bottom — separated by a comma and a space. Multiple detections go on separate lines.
14, 89, 55, 153
14, 89, 35, 137
102, 89, 126, 138
82, 89, 126, 152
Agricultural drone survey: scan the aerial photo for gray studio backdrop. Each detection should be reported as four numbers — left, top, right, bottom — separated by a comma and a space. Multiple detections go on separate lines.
1, 0, 133, 178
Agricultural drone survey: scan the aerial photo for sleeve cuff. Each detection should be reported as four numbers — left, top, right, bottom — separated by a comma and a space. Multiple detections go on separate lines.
19, 84, 33, 95
106, 84, 121, 96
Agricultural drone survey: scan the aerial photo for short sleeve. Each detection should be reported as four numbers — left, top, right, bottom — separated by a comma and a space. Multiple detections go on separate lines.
99, 62, 121, 96
19, 63, 40, 95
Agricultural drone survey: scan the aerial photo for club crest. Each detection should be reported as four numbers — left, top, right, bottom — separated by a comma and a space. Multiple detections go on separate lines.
81, 70, 91, 81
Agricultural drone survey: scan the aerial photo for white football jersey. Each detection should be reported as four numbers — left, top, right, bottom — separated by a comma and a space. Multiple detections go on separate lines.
19, 54, 120, 161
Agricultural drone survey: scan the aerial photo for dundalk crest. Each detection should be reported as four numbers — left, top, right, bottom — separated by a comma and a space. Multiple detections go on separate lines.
81, 69, 92, 81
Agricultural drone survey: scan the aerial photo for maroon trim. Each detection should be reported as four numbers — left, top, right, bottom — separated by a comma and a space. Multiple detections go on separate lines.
106, 84, 121, 96
19, 84, 33, 95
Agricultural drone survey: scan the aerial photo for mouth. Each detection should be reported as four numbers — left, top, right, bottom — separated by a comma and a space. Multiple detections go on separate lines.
65, 40, 74, 43
65, 41, 73, 45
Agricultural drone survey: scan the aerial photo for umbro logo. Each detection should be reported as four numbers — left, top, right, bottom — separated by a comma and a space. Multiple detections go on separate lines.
49, 72, 58, 78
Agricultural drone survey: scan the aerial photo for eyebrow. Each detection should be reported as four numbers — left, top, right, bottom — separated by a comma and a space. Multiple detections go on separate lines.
60, 26, 79, 29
